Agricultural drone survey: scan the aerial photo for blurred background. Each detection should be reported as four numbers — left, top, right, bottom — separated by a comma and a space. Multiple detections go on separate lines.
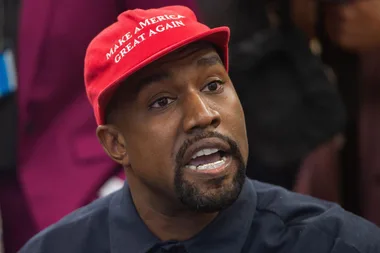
1, 0, 380, 252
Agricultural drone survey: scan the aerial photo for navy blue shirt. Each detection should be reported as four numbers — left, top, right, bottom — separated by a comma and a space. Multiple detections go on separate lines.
20, 179, 380, 253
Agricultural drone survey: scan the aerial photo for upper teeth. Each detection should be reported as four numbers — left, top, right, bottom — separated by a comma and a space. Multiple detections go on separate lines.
191, 148, 219, 159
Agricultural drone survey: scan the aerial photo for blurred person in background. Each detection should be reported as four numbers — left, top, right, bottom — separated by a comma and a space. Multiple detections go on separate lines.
325, 0, 380, 227
292, 0, 380, 226
0, 0, 196, 252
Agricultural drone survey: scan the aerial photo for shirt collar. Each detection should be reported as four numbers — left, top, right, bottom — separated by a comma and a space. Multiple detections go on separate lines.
109, 178, 257, 253
108, 185, 159, 253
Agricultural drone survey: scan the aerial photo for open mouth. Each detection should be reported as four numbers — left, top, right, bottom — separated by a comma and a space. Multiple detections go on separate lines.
184, 148, 229, 172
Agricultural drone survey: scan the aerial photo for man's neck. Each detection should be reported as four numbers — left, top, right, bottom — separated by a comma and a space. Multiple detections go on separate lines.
130, 187, 218, 241
137, 204, 218, 241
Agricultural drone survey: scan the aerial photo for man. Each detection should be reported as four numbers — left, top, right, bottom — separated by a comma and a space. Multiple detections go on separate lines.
20, 6, 380, 253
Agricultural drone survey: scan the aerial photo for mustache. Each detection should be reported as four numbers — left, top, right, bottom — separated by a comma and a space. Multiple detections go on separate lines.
175, 131, 241, 168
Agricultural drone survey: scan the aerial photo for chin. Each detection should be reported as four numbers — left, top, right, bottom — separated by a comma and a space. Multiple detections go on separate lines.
175, 166, 245, 213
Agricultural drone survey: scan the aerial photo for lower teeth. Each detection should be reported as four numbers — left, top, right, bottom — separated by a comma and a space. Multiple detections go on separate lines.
186, 156, 227, 171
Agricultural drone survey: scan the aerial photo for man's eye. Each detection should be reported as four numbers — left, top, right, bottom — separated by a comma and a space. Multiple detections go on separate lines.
202, 80, 224, 92
149, 97, 175, 109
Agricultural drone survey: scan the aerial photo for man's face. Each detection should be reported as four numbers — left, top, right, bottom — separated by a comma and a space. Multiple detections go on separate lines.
107, 43, 249, 213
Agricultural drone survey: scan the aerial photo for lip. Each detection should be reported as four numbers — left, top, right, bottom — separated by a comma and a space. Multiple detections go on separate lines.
181, 137, 231, 168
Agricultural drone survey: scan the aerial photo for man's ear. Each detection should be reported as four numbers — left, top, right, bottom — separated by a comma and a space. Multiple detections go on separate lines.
96, 125, 129, 165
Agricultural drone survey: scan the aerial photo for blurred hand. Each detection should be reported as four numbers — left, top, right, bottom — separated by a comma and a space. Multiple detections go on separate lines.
325, 0, 380, 51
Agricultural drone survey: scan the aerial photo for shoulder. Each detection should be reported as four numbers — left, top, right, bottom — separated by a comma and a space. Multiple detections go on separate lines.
253, 180, 336, 223
250, 180, 380, 253
19, 191, 117, 253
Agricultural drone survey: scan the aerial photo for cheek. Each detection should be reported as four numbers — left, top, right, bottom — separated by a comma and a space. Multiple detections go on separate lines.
125, 120, 178, 180
220, 88, 249, 159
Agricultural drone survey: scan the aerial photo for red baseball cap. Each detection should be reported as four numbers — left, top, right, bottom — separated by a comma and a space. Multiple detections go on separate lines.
84, 5, 230, 125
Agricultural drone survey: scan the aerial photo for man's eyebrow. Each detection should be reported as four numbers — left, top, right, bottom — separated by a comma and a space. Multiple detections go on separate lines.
135, 72, 170, 93
196, 54, 223, 68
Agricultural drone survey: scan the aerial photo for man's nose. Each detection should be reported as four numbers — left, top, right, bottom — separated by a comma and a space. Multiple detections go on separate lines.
182, 92, 221, 133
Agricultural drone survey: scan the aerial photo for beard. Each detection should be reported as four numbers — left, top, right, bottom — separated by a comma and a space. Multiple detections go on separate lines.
174, 132, 246, 213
